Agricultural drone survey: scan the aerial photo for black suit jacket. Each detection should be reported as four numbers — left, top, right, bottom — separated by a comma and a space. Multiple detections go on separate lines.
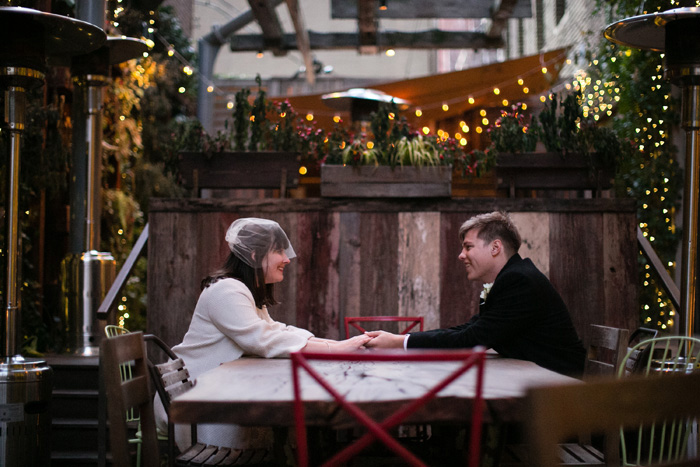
407, 254, 586, 377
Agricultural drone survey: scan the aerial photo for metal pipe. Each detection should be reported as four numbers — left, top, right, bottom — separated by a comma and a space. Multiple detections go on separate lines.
76, 0, 104, 28
84, 76, 107, 252
70, 0, 106, 254
680, 84, 700, 339
197, 1, 283, 133
3, 86, 25, 358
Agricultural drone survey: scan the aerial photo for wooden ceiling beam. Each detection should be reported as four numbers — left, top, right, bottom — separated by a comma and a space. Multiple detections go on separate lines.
330, 0, 532, 19
358, 0, 378, 54
488, 0, 522, 38
229, 30, 503, 52
284, 0, 315, 84
246, 0, 286, 56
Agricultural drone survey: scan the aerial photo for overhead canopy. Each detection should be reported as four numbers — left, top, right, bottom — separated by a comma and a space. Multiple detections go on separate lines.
277, 48, 568, 129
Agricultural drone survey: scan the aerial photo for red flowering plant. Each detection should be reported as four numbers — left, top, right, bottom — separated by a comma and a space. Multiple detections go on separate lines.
324, 102, 490, 176
487, 103, 540, 154
174, 80, 493, 178
173, 76, 323, 170
485, 93, 626, 175
438, 137, 495, 179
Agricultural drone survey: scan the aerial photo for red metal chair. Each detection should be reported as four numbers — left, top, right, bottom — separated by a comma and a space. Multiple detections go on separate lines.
291, 348, 487, 467
344, 316, 424, 338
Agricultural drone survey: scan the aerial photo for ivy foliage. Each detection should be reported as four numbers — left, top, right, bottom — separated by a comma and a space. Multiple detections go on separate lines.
590, 0, 684, 331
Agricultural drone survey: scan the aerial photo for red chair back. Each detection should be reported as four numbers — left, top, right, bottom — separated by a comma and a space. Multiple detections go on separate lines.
291, 348, 486, 467
344, 316, 424, 338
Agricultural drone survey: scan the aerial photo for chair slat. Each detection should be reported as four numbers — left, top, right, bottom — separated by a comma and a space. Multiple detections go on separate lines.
120, 376, 153, 407
202, 447, 230, 465
176, 443, 208, 463
166, 381, 194, 400
190, 444, 218, 464
143, 333, 274, 466
157, 358, 187, 375
160, 367, 192, 388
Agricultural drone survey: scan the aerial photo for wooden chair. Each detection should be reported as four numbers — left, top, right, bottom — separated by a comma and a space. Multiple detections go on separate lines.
344, 315, 424, 338
291, 348, 487, 467
585, 324, 630, 378
498, 323, 619, 466
101, 331, 161, 467
526, 371, 700, 467
617, 336, 700, 466
104, 325, 171, 467
620, 327, 659, 376
142, 333, 274, 466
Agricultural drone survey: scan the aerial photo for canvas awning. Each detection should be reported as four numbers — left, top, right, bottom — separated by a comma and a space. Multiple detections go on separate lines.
276, 48, 568, 129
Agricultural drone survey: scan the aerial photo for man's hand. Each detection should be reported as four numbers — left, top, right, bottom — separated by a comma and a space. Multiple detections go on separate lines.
334, 334, 373, 352
364, 330, 405, 349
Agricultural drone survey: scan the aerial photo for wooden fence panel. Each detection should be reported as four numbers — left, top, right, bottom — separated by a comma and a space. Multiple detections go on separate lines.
147, 198, 639, 350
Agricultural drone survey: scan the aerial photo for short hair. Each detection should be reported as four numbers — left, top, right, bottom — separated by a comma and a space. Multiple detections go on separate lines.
459, 211, 522, 256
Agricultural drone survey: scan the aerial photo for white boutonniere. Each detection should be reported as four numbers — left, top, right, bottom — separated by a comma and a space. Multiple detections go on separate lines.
480, 283, 493, 302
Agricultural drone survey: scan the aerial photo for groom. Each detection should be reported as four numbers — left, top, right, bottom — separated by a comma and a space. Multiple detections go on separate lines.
365, 210, 586, 378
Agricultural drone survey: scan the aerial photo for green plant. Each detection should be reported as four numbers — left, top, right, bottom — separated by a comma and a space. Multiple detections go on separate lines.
324, 102, 491, 177
588, 0, 683, 333
488, 104, 539, 153
486, 94, 627, 175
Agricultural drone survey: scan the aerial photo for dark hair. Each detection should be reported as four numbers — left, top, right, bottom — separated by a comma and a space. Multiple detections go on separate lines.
201, 252, 278, 308
459, 211, 522, 256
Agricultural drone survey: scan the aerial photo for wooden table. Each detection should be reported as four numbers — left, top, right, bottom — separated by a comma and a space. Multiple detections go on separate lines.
169, 354, 578, 428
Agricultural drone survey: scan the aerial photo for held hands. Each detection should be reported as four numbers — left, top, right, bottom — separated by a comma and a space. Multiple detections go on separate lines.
363, 331, 405, 349
332, 334, 373, 352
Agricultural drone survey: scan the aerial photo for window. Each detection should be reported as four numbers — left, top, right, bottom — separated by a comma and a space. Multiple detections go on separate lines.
556, 0, 566, 23
518, 18, 524, 56
536, 0, 544, 50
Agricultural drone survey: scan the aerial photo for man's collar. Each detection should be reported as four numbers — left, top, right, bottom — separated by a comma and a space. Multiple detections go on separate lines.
494, 253, 522, 281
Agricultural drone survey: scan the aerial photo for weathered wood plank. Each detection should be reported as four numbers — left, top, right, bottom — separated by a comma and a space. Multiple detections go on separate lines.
321, 165, 452, 198
270, 212, 298, 327
549, 212, 605, 344
148, 211, 204, 348
294, 212, 339, 337
228, 30, 504, 52
149, 197, 637, 214
338, 212, 361, 337
330, 0, 533, 19
398, 212, 441, 331
178, 152, 300, 191
439, 211, 481, 328
603, 212, 639, 332
512, 211, 550, 277
360, 213, 399, 319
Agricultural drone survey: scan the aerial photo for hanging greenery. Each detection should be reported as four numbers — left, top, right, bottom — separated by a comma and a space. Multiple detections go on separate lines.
589, 0, 683, 332
96, 3, 194, 331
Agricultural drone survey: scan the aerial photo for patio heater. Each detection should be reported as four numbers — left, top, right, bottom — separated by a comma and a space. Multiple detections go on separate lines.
605, 7, 700, 340
59, 36, 148, 356
0, 6, 104, 465
322, 87, 410, 127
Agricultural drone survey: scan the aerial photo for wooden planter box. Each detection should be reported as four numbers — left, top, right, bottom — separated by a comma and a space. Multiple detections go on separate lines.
178, 151, 300, 196
496, 153, 614, 197
321, 164, 453, 198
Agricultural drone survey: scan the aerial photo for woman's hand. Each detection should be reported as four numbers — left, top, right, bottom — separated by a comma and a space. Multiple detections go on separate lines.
331, 334, 372, 352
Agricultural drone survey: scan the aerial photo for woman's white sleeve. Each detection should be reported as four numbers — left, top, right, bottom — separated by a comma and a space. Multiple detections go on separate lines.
206, 283, 313, 358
